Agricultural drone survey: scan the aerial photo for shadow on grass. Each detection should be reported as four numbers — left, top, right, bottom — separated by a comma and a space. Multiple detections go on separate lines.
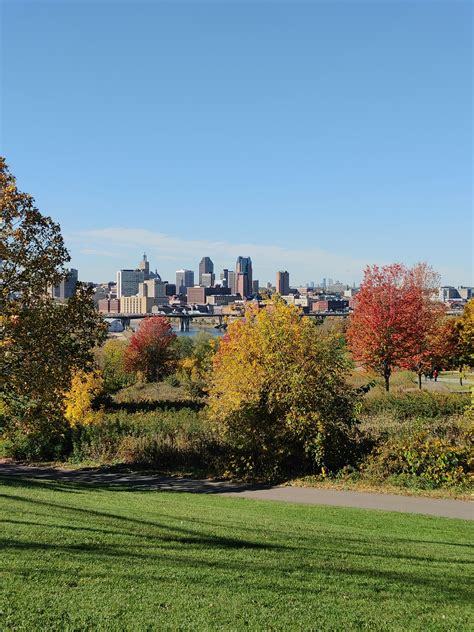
0, 464, 269, 494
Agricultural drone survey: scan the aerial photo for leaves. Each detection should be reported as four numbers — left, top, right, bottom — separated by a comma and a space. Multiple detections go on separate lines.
207, 299, 356, 476
124, 316, 177, 382
347, 263, 444, 390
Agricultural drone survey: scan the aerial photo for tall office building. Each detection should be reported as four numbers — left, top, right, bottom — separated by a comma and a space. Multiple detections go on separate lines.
235, 256, 252, 298
201, 272, 215, 287
51, 268, 78, 300
276, 271, 290, 295
220, 269, 229, 288
116, 269, 145, 298
252, 280, 259, 294
228, 271, 236, 294
199, 257, 214, 285
176, 269, 194, 294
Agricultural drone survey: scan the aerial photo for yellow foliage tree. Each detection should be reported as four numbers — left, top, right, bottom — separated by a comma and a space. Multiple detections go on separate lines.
208, 299, 355, 477
64, 370, 105, 427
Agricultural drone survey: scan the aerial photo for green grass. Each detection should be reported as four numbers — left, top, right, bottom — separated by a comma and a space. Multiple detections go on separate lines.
0, 478, 472, 631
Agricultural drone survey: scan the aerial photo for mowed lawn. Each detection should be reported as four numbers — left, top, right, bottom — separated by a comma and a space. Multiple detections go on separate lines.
0, 478, 472, 631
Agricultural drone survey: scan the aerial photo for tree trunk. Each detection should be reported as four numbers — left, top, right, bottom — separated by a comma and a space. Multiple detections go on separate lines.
383, 362, 391, 392
418, 373, 422, 390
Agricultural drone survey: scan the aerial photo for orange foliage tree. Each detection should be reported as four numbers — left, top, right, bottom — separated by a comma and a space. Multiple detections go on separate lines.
124, 316, 177, 382
347, 263, 444, 391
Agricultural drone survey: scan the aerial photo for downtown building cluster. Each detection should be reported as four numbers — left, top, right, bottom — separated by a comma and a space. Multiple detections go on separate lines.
51, 254, 474, 318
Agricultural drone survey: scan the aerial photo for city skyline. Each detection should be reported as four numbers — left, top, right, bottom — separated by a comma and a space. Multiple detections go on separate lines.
2, 2, 471, 286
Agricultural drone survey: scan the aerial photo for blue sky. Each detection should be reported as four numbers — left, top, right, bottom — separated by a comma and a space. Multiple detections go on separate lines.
1, 0, 472, 286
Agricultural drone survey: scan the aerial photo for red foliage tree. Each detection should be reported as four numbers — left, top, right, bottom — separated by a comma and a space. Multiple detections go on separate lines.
347, 263, 443, 391
124, 316, 177, 382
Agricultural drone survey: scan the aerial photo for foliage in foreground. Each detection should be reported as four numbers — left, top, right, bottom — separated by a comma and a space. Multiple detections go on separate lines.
0, 157, 106, 450
0, 479, 471, 631
208, 300, 358, 477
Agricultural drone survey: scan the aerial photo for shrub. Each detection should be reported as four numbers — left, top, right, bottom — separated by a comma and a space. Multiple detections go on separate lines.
70, 408, 222, 471
360, 391, 469, 420
64, 370, 105, 427
208, 300, 357, 478
363, 429, 473, 488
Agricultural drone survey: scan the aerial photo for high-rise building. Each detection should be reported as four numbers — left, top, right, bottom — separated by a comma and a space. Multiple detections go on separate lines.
235, 256, 252, 298
228, 271, 236, 294
50, 268, 78, 300
201, 272, 215, 287
276, 271, 290, 295
176, 269, 195, 294
117, 269, 145, 298
220, 269, 229, 288
199, 257, 214, 285
252, 280, 259, 294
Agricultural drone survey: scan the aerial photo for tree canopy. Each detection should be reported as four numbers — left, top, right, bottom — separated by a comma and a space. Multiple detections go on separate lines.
0, 158, 106, 452
208, 299, 356, 477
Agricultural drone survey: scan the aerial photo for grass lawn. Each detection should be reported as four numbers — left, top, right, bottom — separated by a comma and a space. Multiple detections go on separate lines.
0, 477, 472, 631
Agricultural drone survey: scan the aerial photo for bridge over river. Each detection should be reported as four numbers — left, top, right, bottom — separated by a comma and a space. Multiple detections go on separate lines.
103, 311, 349, 331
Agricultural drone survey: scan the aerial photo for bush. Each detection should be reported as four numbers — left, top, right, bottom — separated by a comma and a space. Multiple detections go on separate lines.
360, 391, 469, 420
208, 300, 357, 479
70, 408, 223, 471
362, 428, 473, 488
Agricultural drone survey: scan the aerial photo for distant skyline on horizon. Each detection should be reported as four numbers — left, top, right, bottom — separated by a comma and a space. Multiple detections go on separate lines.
2, 1, 472, 286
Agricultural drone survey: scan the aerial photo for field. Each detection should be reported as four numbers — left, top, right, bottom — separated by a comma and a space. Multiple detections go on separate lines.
0, 476, 472, 631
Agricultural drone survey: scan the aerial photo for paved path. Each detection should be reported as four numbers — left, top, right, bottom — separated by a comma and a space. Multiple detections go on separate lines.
0, 463, 472, 520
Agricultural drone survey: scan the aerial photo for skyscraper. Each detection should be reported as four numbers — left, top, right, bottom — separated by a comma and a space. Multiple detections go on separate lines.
199, 257, 214, 285
227, 271, 236, 294
50, 268, 78, 300
220, 269, 229, 288
176, 269, 194, 294
235, 256, 252, 298
276, 271, 290, 295
117, 269, 145, 298
201, 272, 215, 287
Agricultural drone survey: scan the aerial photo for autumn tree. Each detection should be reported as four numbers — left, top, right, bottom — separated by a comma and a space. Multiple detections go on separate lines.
98, 339, 135, 392
124, 316, 177, 382
456, 298, 474, 368
177, 331, 217, 397
208, 299, 356, 478
347, 263, 443, 392
0, 157, 106, 454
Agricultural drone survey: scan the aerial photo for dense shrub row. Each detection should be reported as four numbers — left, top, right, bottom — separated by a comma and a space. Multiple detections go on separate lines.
360, 391, 469, 420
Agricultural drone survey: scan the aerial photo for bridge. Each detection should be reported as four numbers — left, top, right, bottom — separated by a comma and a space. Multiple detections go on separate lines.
103, 312, 227, 331
103, 310, 348, 331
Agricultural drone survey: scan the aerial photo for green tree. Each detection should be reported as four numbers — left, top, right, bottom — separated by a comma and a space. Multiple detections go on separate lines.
208, 300, 356, 478
0, 158, 106, 456
99, 339, 135, 392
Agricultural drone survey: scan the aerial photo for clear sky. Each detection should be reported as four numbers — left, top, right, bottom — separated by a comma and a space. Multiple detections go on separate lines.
1, 0, 472, 286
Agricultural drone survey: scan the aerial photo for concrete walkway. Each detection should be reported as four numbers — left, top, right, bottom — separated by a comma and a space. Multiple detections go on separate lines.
0, 463, 472, 520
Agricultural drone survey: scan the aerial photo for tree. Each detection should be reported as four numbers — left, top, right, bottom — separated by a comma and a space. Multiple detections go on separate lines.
124, 316, 177, 382
456, 299, 474, 368
177, 331, 217, 397
98, 339, 135, 392
0, 158, 107, 453
400, 263, 445, 389
208, 299, 356, 477
347, 263, 443, 392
